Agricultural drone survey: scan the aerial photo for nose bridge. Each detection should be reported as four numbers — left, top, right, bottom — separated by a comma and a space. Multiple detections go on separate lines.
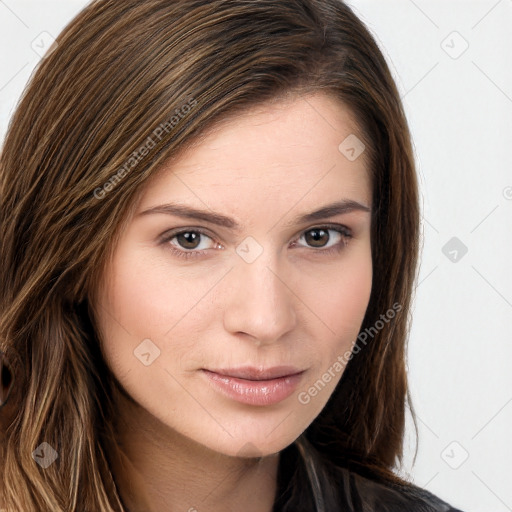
222, 245, 297, 344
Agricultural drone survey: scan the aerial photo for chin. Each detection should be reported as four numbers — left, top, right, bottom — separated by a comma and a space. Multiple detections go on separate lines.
192, 415, 312, 459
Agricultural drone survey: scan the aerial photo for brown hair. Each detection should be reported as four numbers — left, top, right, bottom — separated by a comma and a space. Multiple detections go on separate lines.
0, 0, 420, 510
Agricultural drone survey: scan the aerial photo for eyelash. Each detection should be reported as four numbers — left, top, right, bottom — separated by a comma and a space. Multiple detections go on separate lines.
159, 224, 353, 261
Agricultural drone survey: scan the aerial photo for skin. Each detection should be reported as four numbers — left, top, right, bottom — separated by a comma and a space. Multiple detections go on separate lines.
92, 91, 373, 512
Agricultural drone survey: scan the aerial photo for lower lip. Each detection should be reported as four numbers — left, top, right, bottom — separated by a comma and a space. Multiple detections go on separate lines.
201, 369, 304, 406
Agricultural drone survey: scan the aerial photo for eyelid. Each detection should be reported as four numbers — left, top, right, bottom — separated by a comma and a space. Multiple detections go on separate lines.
295, 222, 352, 238
159, 226, 220, 249
159, 223, 352, 242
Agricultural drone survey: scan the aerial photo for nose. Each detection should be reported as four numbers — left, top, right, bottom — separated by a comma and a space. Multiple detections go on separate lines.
222, 253, 297, 346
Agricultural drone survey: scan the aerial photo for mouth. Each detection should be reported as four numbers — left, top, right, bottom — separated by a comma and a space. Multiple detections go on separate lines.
201, 366, 306, 406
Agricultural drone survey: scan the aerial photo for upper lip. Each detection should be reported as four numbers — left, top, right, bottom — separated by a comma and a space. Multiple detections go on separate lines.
203, 366, 305, 381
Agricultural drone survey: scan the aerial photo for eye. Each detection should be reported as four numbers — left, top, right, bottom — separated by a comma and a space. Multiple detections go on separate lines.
160, 224, 353, 260
292, 224, 352, 254
161, 228, 221, 260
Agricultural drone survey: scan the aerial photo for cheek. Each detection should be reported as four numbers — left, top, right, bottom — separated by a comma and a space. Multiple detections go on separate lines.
92, 253, 205, 411
294, 249, 372, 415
94, 247, 220, 376
102, 246, 208, 335
311, 247, 373, 348
335, 259, 372, 338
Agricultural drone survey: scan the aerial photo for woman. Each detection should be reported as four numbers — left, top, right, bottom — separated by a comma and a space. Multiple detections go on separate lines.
0, 0, 464, 510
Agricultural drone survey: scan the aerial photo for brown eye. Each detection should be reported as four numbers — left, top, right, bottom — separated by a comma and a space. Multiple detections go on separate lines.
304, 228, 330, 248
161, 229, 219, 258
295, 225, 352, 253
176, 231, 202, 249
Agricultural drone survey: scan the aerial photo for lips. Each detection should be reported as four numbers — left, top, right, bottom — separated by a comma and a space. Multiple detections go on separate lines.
205, 366, 304, 381
201, 366, 305, 406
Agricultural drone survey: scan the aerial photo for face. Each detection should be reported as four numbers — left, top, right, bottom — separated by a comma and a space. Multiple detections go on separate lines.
92, 92, 373, 458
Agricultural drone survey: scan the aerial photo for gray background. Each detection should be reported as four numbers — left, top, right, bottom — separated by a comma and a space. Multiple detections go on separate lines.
1, 1, 511, 511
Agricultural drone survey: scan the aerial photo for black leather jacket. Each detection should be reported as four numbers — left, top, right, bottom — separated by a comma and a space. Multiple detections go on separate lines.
272, 442, 464, 512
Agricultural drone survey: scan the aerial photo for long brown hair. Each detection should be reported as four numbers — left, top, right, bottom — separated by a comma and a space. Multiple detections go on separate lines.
0, 0, 420, 510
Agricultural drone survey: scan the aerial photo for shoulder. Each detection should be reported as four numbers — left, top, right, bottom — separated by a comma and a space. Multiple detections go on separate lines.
332, 467, 465, 512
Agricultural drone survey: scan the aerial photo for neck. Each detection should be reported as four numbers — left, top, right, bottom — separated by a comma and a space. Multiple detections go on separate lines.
105, 385, 280, 512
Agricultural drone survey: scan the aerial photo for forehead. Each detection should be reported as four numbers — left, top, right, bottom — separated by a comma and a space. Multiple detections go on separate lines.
139, 92, 371, 212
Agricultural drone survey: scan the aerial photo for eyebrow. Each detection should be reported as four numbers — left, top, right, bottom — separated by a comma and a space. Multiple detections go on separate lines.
138, 199, 371, 231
